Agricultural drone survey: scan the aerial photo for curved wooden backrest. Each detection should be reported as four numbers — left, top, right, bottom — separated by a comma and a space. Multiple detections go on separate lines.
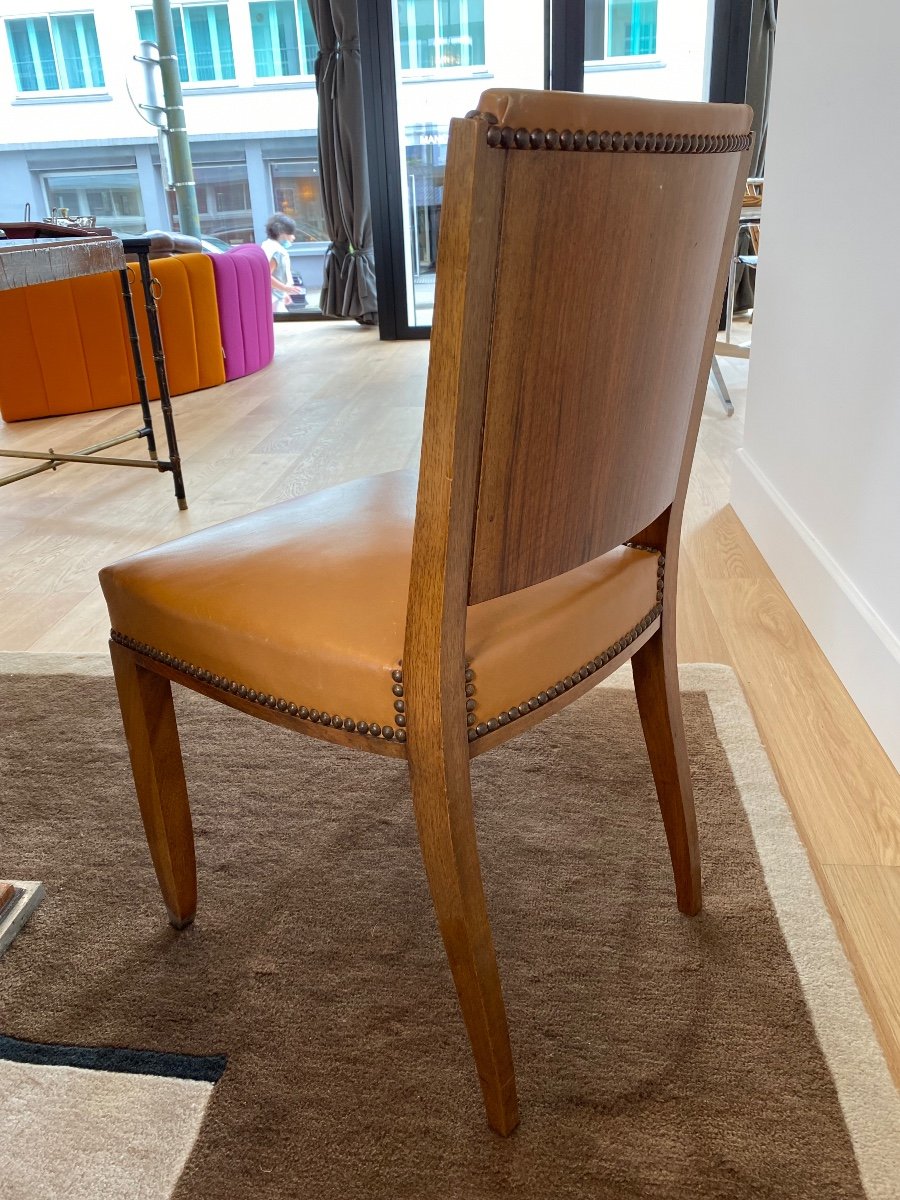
405, 91, 752, 706
463, 91, 753, 602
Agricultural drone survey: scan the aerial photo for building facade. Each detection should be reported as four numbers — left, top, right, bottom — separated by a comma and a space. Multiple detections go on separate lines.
0, 1, 711, 302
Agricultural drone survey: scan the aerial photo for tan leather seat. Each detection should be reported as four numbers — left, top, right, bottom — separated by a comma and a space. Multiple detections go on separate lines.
101, 469, 660, 743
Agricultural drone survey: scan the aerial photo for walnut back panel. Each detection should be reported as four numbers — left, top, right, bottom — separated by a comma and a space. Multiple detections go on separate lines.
464, 113, 750, 603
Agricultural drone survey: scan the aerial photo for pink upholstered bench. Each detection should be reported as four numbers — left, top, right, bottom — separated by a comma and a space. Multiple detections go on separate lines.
209, 245, 275, 382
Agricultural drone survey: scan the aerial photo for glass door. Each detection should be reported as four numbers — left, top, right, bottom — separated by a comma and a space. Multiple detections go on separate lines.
363, 0, 721, 337
392, 0, 545, 328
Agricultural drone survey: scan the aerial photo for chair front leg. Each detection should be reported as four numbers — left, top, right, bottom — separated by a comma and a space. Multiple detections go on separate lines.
109, 639, 197, 929
407, 734, 519, 1136
631, 617, 702, 916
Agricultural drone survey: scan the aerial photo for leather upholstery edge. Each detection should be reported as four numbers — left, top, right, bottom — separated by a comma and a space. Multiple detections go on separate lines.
109, 629, 407, 747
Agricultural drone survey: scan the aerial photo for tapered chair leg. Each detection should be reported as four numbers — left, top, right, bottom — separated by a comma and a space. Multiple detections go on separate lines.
408, 740, 519, 1136
631, 620, 702, 915
109, 640, 197, 929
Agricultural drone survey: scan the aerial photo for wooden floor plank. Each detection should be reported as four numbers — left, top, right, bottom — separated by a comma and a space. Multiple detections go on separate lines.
822, 864, 900, 1080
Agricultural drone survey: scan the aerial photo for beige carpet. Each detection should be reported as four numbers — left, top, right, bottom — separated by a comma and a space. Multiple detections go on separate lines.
1, 655, 898, 1200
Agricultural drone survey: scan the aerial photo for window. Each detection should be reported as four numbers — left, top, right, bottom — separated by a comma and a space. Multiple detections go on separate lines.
43, 170, 144, 235
585, 0, 657, 61
398, 0, 485, 72
270, 160, 328, 241
249, 1, 317, 78
6, 12, 104, 93
136, 5, 234, 83
167, 161, 253, 241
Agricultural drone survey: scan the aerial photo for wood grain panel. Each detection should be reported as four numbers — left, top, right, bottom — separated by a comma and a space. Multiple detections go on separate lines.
822, 865, 900, 1083
700, 574, 900, 869
469, 148, 741, 603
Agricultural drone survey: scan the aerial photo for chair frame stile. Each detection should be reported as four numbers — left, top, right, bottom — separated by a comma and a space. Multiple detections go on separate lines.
107, 108, 753, 1137
403, 115, 753, 1134
403, 119, 518, 1134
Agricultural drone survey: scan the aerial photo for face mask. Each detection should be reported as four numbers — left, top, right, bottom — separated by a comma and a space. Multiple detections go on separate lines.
279, 236, 292, 246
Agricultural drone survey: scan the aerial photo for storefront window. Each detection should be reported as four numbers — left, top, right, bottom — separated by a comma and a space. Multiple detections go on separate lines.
166, 161, 253, 242
42, 169, 144, 235
269, 160, 328, 242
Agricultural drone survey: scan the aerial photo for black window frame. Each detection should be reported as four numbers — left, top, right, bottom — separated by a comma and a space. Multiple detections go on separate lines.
362, 0, 753, 340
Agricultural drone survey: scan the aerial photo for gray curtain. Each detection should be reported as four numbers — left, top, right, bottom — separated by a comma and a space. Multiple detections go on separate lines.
735, 0, 777, 311
306, 0, 378, 323
746, 0, 777, 178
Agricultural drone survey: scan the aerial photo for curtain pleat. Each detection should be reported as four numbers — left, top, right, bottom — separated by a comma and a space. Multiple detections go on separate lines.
306, 0, 378, 323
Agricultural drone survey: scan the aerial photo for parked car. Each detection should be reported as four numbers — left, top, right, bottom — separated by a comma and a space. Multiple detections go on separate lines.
200, 236, 232, 253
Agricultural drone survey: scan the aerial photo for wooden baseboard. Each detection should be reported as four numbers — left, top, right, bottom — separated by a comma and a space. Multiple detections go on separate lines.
731, 448, 900, 770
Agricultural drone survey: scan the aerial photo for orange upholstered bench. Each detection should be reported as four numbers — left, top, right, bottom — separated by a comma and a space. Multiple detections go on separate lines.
0, 252, 225, 423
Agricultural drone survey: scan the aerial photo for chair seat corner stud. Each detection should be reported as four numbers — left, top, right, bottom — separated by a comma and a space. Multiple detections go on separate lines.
104, 87, 753, 1133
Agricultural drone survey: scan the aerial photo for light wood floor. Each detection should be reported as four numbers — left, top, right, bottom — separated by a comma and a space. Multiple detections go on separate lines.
2, 322, 898, 1087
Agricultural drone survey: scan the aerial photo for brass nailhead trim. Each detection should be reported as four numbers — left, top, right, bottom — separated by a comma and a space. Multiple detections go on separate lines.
466, 601, 662, 743
464, 663, 476, 730
466, 544, 665, 744
468, 115, 751, 155
109, 631, 406, 746
389, 663, 406, 742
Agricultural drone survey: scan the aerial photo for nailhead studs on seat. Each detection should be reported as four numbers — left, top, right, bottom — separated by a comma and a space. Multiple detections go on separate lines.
111, 547, 665, 753
465, 545, 665, 744
108, 632, 411, 749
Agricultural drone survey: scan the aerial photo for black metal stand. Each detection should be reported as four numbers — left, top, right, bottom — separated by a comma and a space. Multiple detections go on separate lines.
0, 236, 188, 509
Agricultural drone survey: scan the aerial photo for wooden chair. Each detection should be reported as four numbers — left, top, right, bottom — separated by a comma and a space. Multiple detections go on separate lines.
100, 89, 752, 1136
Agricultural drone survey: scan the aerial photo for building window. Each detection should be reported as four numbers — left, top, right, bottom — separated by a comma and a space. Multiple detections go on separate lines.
585, 0, 657, 61
136, 5, 235, 83
42, 170, 144, 235
167, 161, 253, 242
5, 12, 104, 93
398, 0, 485, 72
270, 160, 328, 241
249, 1, 317, 79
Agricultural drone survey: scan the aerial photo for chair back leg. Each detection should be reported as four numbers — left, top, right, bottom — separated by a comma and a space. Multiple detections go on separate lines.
407, 735, 519, 1135
631, 620, 702, 915
110, 640, 197, 929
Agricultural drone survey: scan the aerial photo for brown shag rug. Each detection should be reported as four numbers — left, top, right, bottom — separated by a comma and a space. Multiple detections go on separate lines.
1, 656, 898, 1200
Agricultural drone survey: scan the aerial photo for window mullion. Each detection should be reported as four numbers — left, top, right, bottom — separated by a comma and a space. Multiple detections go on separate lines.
206, 6, 222, 78
26, 18, 50, 91
406, 2, 418, 72
73, 15, 92, 87
50, 18, 69, 88
181, 7, 197, 82
267, 4, 281, 74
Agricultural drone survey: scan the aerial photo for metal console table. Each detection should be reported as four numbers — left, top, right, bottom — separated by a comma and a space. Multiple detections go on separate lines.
0, 235, 187, 509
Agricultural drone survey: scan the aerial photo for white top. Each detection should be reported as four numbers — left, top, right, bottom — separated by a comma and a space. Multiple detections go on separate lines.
260, 237, 291, 311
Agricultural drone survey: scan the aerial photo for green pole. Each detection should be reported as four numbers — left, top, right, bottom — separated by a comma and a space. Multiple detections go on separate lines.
152, 0, 201, 239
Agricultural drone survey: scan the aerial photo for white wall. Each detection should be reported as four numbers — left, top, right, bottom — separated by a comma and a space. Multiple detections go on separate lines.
731, 0, 900, 767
